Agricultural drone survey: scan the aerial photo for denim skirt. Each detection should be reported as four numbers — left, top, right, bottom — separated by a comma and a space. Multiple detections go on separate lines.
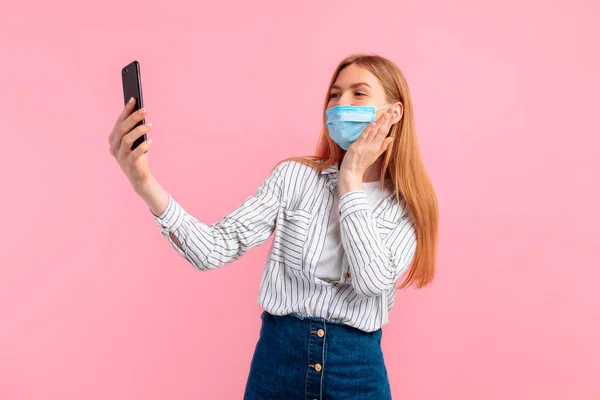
243, 311, 392, 399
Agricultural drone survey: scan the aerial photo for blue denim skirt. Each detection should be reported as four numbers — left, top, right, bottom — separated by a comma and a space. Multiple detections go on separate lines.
243, 311, 392, 399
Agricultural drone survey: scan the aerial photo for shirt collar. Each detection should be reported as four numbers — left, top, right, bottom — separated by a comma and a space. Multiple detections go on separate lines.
320, 163, 339, 175
319, 161, 339, 191
318, 161, 398, 196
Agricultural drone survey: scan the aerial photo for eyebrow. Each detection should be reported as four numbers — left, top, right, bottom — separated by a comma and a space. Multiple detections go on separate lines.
331, 82, 372, 90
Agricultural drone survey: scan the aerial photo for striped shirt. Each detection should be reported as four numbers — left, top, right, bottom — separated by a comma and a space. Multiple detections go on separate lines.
153, 160, 417, 332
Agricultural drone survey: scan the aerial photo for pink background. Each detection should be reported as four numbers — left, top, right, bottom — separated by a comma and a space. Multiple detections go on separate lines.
1, 0, 599, 399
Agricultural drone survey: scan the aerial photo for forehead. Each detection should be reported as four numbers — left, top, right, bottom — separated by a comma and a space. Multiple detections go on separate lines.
332, 64, 379, 88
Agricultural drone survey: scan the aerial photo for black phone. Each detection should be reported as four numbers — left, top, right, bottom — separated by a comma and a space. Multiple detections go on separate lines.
121, 60, 146, 151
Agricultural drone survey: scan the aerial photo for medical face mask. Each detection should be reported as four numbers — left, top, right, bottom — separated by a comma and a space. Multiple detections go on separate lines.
325, 104, 393, 150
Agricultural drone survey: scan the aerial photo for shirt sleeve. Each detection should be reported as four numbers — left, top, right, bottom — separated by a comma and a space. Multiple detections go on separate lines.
152, 162, 287, 271
338, 190, 417, 298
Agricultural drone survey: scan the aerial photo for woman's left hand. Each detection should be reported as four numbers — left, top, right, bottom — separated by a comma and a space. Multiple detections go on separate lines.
339, 108, 397, 178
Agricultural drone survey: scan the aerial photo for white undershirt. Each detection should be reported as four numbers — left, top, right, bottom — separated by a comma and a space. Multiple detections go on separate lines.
316, 180, 393, 282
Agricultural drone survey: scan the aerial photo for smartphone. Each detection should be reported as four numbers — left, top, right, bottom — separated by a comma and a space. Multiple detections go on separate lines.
121, 60, 146, 151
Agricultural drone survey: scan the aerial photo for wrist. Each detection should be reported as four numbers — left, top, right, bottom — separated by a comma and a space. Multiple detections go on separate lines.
338, 172, 364, 196
339, 168, 363, 185
132, 175, 156, 197
133, 175, 170, 217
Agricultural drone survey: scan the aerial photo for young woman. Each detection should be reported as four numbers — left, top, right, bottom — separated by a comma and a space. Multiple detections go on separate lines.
109, 53, 438, 399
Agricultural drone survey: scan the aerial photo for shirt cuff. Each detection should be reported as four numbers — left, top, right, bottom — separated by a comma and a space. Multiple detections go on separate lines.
152, 193, 186, 232
338, 190, 370, 220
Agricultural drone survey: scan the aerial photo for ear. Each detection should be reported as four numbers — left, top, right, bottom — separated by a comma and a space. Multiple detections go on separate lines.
391, 102, 404, 124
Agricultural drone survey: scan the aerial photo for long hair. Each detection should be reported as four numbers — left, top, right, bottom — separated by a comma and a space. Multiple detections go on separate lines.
276, 54, 439, 290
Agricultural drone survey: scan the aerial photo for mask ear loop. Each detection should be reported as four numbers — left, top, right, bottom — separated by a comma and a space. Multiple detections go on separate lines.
376, 103, 394, 111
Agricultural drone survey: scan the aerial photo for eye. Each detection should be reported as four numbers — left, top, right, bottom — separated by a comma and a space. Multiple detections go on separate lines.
329, 93, 340, 99
355, 92, 366, 97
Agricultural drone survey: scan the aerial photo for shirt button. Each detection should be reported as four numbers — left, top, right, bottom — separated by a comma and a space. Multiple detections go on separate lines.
344, 272, 351, 279
315, 363, 322, 372
317, 329, 325, 338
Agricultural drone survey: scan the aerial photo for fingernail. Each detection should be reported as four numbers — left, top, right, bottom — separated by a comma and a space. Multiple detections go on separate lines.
128, 97, 134, 103
148, 138, 153, 144
138, 107, 146, 113
145, 122, 152, 126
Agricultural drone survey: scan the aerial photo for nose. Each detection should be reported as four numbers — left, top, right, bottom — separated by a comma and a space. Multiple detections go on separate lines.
336, 92, 354, 106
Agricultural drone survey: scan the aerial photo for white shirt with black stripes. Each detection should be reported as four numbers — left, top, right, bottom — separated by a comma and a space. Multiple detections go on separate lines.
153, 160, 417, 332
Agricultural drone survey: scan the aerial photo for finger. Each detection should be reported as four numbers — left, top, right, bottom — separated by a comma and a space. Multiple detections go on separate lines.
109, 98, 135, 147
110, 107, 147, 152
118, 122, 153, 158
120, 107, 148, 138
362, 110, 387, 139
370, 113, 386, 139
116, 96, 137, 123
381, 112, 395, 136
127, 137, 154, 163
356, 121, 375, 143
370, 111, 393, 142
379, 137, 393, 153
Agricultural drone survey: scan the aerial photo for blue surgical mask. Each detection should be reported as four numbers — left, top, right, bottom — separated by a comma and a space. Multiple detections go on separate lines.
325, 104, 393, 150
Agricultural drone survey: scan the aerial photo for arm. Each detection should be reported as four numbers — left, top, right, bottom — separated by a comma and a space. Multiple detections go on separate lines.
134, 175, 183, 247
338, 189, 417, 298
136, 162, 287, 271
335, 105, 413, 297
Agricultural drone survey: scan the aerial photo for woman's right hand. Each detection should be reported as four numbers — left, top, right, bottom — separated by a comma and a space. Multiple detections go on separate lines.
109, 97, 155, 191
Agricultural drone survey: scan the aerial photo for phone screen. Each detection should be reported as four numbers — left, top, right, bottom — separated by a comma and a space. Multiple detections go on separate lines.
121, 61, 146, 151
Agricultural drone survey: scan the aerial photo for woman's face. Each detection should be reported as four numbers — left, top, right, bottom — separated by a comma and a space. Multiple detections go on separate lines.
327, 63, 402, 120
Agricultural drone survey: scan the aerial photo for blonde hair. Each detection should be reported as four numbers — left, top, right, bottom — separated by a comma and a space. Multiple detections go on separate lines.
277, 53, 439, 290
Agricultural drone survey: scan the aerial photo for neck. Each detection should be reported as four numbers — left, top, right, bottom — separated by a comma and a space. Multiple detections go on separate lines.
362, 155, 384, 183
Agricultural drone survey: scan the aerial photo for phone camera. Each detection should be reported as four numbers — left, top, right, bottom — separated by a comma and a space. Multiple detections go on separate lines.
123, 68, 128, 74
